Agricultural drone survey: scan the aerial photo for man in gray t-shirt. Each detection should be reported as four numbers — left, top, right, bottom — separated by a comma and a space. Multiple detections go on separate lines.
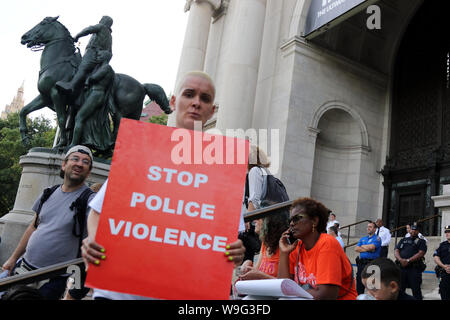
1, 145, 95, 299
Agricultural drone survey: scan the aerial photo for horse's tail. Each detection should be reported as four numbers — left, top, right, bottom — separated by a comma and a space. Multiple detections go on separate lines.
142, 83, 172, 114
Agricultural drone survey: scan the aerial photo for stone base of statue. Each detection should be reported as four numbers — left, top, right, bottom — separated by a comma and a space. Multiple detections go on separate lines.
0, 148, 110, 264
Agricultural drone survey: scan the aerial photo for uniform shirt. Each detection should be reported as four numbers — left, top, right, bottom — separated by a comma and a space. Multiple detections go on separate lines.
357, 234, 381, 259
376, 226, 391, 247
395, 236, 427, 259
433, 241, 450, 265
289, 233, 357, 300
405, 232, 427, 242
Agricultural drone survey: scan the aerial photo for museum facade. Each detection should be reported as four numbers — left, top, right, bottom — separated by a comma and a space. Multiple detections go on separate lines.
171, 0, 448, 235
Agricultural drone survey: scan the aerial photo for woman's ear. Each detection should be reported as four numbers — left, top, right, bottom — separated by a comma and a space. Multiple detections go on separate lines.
312, 216, 319, 227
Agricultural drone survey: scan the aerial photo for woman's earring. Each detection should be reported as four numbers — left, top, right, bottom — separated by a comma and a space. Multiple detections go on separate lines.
312, 224, 316, 233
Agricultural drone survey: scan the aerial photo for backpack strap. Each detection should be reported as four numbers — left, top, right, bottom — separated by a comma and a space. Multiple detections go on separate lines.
244, 173, 249, 209
34, 185, 60, 228
71, 187, 95, 257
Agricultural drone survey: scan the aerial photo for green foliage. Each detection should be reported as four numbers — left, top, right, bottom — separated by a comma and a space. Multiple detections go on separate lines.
148, 114, 168, 126
0, 113, 55, 217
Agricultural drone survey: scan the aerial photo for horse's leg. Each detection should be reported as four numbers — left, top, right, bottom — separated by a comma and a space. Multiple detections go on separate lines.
19, 94, 49, 146
50, 87, 69, 149
143, 83, 171, 114
111, 110, 122, 143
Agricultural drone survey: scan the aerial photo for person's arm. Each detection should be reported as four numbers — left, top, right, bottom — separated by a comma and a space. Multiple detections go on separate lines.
356, 244, 376, 252
225, 239, 245, 266
247, 167, 264, 210
382, 228, 391, 245
408, 250, 426, 263
240, 267, 275, 280
307, 284, 340, 300
355, 238, 372, 252
81, 208, 105, 269
1, 215, 37, 275
394, 248, 408, 267
434, 255, 446, 269
74, 25, 101, 42
240, 249, 267, 280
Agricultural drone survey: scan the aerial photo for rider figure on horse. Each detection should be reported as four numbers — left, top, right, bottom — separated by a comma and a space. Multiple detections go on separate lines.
56, 16, 113, 95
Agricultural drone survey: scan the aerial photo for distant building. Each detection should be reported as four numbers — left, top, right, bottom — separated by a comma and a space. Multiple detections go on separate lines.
1, 83, 25, 120
140, 100, 165, 122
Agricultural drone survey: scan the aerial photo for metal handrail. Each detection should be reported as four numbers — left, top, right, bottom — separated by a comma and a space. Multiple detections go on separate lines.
0, 258, 83, 292
390, 214, 441, 234
392, 214, 441, 246
243, 200, 294, 222
341, 214, 442, 251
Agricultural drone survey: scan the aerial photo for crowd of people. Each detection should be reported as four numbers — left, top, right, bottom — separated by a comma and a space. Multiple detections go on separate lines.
1, 70, 450, 301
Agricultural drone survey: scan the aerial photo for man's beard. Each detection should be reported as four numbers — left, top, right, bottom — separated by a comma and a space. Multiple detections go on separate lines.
64, 169, 86, 186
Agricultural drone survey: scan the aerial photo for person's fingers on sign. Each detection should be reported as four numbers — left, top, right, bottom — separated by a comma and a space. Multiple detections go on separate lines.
225, 239, 245, 265
81, 236, 105, 270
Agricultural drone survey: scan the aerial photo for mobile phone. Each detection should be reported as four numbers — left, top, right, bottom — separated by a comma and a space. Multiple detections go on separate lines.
287, 231, 296, 245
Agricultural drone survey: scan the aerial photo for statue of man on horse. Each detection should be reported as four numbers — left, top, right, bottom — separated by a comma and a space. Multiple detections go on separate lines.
56, 15, 113, 96
19, 16, 171, 158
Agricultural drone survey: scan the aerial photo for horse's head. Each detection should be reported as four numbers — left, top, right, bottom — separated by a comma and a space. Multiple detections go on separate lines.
21, 16, 71, 49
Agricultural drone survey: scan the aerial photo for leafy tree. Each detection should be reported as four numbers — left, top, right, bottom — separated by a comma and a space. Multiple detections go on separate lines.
148, 114, 168, 126
0, 113, 55, 217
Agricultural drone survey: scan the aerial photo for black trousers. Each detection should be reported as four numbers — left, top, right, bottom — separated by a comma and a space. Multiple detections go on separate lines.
356, 259, 372, 295
380, 246, 389, 258
400, 267, 423, 300
439, 274, 450, 300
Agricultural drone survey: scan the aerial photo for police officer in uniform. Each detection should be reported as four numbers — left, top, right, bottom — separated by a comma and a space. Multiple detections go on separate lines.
394, 223, 427, 300
433, 225, 450, 300
355, 221, 382, 295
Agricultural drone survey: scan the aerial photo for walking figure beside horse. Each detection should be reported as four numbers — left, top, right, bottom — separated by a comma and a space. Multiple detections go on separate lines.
19, 16, 171, 157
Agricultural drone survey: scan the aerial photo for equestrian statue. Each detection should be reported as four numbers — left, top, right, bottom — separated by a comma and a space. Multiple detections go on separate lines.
19, 16, 172, 158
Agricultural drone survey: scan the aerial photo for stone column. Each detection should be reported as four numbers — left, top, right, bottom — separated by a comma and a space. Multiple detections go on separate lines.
167, 0, 222, 127
215, 0, 267, 131
431, 184, 450, 242
0, 149, 109, 264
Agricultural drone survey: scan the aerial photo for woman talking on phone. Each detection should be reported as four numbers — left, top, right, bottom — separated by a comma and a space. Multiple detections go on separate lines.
278, 197, 357, 300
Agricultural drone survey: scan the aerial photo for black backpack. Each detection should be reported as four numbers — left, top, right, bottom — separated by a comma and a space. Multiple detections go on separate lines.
34, 184, 94, 256
244, 168, 289, 208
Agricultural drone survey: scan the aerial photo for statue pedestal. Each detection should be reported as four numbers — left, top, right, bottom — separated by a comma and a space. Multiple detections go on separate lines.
0, 148, 110, 264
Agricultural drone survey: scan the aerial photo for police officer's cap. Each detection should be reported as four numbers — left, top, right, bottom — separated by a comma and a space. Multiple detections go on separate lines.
445, 225, 450, 233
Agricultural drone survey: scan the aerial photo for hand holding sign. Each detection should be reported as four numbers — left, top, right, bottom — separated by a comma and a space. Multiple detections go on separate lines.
85, 119, 248, 299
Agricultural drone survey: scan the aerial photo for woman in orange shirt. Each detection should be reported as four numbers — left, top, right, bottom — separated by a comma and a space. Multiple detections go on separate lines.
278, 197, 357, 300
240, 201, 289, 279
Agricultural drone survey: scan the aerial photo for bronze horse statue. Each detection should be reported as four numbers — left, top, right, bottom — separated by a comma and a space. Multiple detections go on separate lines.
19, 16, 171, 156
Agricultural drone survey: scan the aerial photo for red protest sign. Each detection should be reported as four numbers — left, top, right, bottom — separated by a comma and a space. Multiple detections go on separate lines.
85, 118, 248, 299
